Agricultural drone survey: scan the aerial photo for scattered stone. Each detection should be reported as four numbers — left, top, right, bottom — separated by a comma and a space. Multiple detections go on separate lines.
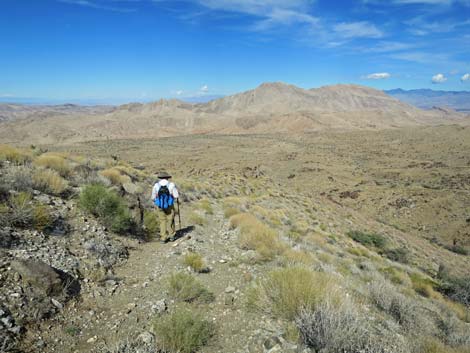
87, 336, 97, 343
136, 331, 155, 345
151, 299, 167, 315
10, 259, 63, 296
225, 286, 236, 294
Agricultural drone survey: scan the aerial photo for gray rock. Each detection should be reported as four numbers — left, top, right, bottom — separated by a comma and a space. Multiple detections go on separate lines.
10, 259, 63, 296
151, 299, 167, 315
136, 331, 155, 345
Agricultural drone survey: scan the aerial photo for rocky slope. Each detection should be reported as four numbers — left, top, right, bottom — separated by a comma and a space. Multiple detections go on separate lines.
1, 83, 469, 145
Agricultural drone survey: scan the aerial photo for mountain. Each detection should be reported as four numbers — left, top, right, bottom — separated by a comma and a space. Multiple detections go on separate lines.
385, 88, 470, 112
0, 82, 469, 145
0, 103, 115, 123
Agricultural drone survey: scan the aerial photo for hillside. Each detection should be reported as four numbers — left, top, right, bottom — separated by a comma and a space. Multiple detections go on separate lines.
386, 88, 470, 112
1, 128, 470, 353
1, 83, 469, 145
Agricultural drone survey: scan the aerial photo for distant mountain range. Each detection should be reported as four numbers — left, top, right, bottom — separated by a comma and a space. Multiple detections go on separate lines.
385, 88, 470, 112
1, 82, 469, 145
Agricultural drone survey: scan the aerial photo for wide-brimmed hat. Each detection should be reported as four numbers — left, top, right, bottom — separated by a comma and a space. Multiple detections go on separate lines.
158, 171, 172, 179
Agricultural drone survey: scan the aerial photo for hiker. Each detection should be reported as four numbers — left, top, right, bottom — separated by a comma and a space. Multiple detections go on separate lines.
151, 172, 179, 243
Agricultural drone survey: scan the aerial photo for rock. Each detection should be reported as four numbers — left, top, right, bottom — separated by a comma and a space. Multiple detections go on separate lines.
225, 286, 236, 293
137, 331, 155, 345
51, 298, 63, 309
87, 336, 97, 343
151, 299, 167, 315
224, 294, 235, 306
10, 259, 63, 296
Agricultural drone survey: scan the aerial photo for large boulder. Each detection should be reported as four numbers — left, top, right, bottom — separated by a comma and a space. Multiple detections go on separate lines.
10, 259, 63, 296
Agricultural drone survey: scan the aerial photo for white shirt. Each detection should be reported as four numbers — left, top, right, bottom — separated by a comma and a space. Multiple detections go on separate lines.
151, 179, 179, 201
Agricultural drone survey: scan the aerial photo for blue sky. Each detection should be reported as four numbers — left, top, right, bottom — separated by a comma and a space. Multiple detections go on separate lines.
0, 0, 469, 103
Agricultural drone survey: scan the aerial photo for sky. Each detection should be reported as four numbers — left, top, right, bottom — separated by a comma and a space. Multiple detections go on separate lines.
0, 0, 469, 104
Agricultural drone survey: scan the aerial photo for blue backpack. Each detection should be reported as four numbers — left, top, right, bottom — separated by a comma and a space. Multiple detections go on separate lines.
155, 184, 174, 209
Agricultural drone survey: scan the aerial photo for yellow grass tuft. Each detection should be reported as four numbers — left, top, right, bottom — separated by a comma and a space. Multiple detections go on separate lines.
99, 168, 131, 186
183, 252, 206, 272
230, 213, 285, 262
0, 144, 31, 165
247, 266, 335, 320
34, 153, 71, 177
33, 169, 68, 195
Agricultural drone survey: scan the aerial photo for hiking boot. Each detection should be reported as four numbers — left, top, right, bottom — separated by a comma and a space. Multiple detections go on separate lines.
160, 238, 169, 244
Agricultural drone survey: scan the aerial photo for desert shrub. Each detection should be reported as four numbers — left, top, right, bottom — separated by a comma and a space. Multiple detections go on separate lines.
143, 210, 159, 240
223, 206, 239, 219
384, 247, 411, 264
248, 266, 333, 320
230, 213, 284, 262
6, 166, 33, 191
369, 279, 419, 329
197, 199, 213, 214
33, 168, 68, 195
347, 230, 387, 250
189, 211, 206, 226
153, 306, 214, 353
0, 144, 31, 165
347, 247, 370, 257
445, 244, 469, 256
416, 337, 470, 353
379, 266, 410, 285
33, 205, 53, 232
183, 253, 206, 273
100, 168, 130, 186
79, 184, 134, 234
8, 192, 34, 227
295, 297, 392, 353
409, 273, 439, 298
280, 249, 314, 266
34, 153, 71, 177
167, 272, 214, 303
438, 274, 470, 307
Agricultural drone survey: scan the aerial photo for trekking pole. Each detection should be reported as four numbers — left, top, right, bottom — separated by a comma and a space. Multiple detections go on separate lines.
177, 199, 182, 230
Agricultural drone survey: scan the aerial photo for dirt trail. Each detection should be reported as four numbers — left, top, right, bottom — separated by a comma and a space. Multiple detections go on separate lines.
31, 205, 278, 353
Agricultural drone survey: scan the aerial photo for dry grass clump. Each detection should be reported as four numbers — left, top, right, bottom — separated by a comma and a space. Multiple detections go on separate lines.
197, 199, 213, 214
100, 168, 131, 186
280, 248, 314, 266
183, 252, 207, 273
409, 272, 439, 298
34, 153, 72, 177
418, 337, 470, 353
379, 266, 411, 285
167, 272, 214, 303
143, 210, 159, 240
247, 266, 333, 320
0, 144, 31, 165
5, 166, 33, 191
223, 206, 240, 219
153, 306, 214, 353
230, 213, 285, 262
33, 169, 68, 195
189, 211, 206, 226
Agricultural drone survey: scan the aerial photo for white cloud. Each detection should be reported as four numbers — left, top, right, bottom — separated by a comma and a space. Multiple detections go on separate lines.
333, 21, 383, 39
432, 73, 447, 83
364, 72, 391, 80
58, 0, 136, 12
195, 0, 312, 16
200, 85, 209, 93
461, 73, 470, 82
175, 90, 184, 95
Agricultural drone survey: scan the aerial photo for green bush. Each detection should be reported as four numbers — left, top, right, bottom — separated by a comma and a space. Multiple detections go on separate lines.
143, 209, 159, 240
384, 247, 411, 264
347, 230, 387, 250
79, 184, 134, 234
439, 275, 470, 307
153, 307, 214, 353
167, 272, 214, 303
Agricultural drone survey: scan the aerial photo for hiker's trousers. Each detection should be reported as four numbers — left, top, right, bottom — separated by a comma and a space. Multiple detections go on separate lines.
157, 206, 175, 240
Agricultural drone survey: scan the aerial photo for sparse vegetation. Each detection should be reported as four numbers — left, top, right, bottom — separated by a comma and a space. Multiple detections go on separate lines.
0, 144, 31, 165
230, 213, 284, 262
167, 272, 214, 303
347, 230, 387, 250
153, 306, 214, 353
100, 168, 131, 186
183, 252, 206, 273
79, 184, 134, 234
143, 209, 159, 240
247, 266, 333, 320
34, 153, 72, 177
33, 168, 68, 195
